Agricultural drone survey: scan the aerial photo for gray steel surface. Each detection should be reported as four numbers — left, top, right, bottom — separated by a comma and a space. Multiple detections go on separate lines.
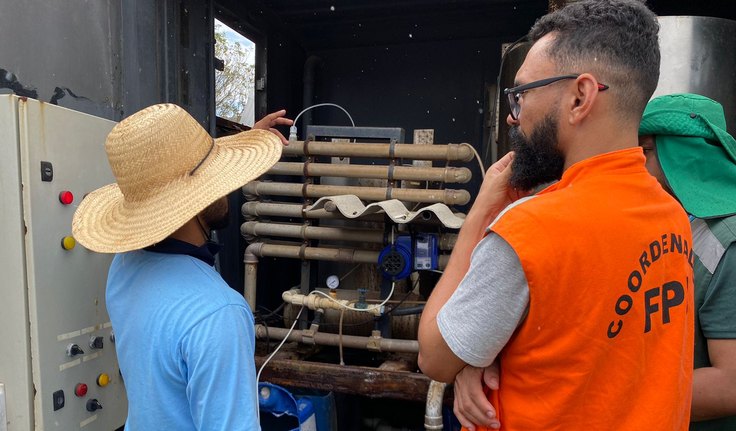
654, 16, 736, 133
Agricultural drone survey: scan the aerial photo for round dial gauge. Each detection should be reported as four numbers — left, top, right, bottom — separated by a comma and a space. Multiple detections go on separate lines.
326, 275, 340, 290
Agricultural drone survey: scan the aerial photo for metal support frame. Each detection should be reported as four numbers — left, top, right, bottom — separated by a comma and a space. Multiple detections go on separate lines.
305, 125, 405, 143
296, 125, 406, 330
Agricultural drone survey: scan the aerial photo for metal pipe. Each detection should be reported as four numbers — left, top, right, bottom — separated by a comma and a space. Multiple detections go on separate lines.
243, 181, 471, 205
242, 201, 385, 221
282, 289, 383, 317
302, 55, 321, 127
269, 162, 472, 183
246, 242, 450, 269
242, 221, 383, 244
255, 325, 418, 353
241, 221, 458, 250
247, 242, 379, 263
244, 244, 260, 311
425, 380, 448, 431
390, 305, 425, 316
243, 201, 310, 218
282, 140, 475, 162
241, 202, 454, 225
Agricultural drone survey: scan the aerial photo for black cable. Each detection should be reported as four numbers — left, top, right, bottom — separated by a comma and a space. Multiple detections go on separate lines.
257, 302, 286, 320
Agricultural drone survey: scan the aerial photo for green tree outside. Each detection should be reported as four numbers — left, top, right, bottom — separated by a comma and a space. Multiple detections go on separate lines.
215, 21, 255, 125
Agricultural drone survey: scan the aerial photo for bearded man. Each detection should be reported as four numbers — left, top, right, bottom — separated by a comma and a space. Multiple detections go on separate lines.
418, 1, 694, 430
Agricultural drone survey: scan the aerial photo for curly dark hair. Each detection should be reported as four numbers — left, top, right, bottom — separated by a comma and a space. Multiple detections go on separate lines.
529, 0, 660, 121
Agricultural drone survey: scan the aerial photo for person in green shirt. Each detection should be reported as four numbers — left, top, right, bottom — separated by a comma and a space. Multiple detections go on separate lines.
639, 93, 736, 430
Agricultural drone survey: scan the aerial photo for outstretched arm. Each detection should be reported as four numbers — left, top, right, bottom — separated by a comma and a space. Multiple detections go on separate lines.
253, 109, 294, 145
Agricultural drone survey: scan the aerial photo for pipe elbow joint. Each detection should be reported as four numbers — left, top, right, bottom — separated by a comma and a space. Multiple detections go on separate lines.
244, 242, 264, 263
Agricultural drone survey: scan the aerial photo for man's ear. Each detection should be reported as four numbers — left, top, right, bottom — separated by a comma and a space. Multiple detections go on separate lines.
567, 73, 601, 125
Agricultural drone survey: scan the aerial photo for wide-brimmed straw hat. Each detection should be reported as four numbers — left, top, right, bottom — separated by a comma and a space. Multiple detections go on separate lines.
639, 93, 736, 219
72, 103, 282, 253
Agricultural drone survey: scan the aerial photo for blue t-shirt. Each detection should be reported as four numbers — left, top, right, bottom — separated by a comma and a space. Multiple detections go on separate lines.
107, 249, 258, 430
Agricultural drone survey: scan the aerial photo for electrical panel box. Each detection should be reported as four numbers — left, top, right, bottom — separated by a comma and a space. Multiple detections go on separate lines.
0, 95, 127, 430
413, 233, 439, 271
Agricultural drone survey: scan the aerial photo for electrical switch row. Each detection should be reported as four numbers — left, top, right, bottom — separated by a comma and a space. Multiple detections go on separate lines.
66, 336, 105, 357
53, 374, 110, 413
52, 391, 102, 413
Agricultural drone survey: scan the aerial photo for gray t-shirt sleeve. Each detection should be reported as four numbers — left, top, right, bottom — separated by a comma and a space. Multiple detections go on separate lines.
436, 232, 529, 368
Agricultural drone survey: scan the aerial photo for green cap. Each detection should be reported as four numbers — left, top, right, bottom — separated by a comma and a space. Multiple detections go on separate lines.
639, 93, 736, 219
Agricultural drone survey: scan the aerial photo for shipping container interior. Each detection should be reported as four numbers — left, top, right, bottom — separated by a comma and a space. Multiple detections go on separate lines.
1, 0, 735, 429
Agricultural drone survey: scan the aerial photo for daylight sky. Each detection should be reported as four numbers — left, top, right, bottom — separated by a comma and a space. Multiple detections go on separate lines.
215, 19, 255, 66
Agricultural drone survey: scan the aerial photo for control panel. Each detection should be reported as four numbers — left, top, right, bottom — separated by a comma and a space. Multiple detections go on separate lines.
0, 95, 127, 430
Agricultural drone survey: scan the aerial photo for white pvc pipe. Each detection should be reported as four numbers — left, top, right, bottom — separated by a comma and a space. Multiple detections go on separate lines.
269, 161, 472, 183
282, 140, 475, 162
282, 289, 383, 317
255, 325, 419, 354
243, 181, 471, 205
425, 381, 448, 430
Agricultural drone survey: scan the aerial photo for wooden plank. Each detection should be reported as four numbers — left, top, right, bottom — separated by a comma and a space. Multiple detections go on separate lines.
255, 357, 432, 402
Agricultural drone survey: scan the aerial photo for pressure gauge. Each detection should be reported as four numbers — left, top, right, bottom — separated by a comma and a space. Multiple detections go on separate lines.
326, 275, 340, 290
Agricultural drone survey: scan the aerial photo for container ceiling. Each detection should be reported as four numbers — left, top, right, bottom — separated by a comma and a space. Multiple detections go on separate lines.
217, 0, 736, 52
240, 0, 549, 50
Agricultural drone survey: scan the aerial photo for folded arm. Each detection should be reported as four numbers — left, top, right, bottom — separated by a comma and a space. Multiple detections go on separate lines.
418, 152, 529, 382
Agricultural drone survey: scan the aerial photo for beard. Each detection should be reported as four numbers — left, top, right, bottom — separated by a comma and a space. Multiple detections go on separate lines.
201, 196, 230, 231
508, 114, 565, 190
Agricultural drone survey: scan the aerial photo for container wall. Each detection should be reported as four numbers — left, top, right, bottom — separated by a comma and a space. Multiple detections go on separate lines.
654, 16, 736, 133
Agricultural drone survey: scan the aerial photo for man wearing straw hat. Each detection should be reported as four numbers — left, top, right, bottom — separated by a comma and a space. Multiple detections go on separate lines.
72, 104, 290, 430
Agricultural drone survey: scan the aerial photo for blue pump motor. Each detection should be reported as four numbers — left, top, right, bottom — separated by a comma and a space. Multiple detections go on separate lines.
378, 234, 439, 280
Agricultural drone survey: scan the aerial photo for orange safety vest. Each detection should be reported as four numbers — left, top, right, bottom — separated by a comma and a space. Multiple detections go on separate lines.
474, 148, 693, 430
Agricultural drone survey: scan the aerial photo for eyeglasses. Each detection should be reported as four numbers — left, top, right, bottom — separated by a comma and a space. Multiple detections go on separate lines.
504, 74, 609, 120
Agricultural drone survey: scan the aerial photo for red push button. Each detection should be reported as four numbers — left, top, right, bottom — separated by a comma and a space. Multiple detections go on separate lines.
59, 191, 74, 205
74, 383, 88, 397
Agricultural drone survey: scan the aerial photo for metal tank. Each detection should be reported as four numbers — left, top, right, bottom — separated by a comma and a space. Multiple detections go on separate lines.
493, 16, 736, 160
654, 16, 736, 133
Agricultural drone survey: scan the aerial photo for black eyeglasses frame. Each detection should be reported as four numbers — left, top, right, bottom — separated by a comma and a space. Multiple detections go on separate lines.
503, 74, 609, 120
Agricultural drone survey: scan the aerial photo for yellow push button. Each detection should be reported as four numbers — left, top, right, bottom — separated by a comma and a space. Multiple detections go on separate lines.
96, 373, 110, 387
61, 236, 76, 250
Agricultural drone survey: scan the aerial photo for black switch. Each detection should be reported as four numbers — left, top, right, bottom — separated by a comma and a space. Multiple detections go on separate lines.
86, 398, 103, 412
52, 390, 65, 411
41, 161, 53, 182
89, 336, 104, 349
66, 343, 84, 357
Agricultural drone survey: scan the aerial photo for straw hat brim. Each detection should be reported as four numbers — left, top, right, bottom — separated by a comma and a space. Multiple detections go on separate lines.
72, 129, 282, 253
